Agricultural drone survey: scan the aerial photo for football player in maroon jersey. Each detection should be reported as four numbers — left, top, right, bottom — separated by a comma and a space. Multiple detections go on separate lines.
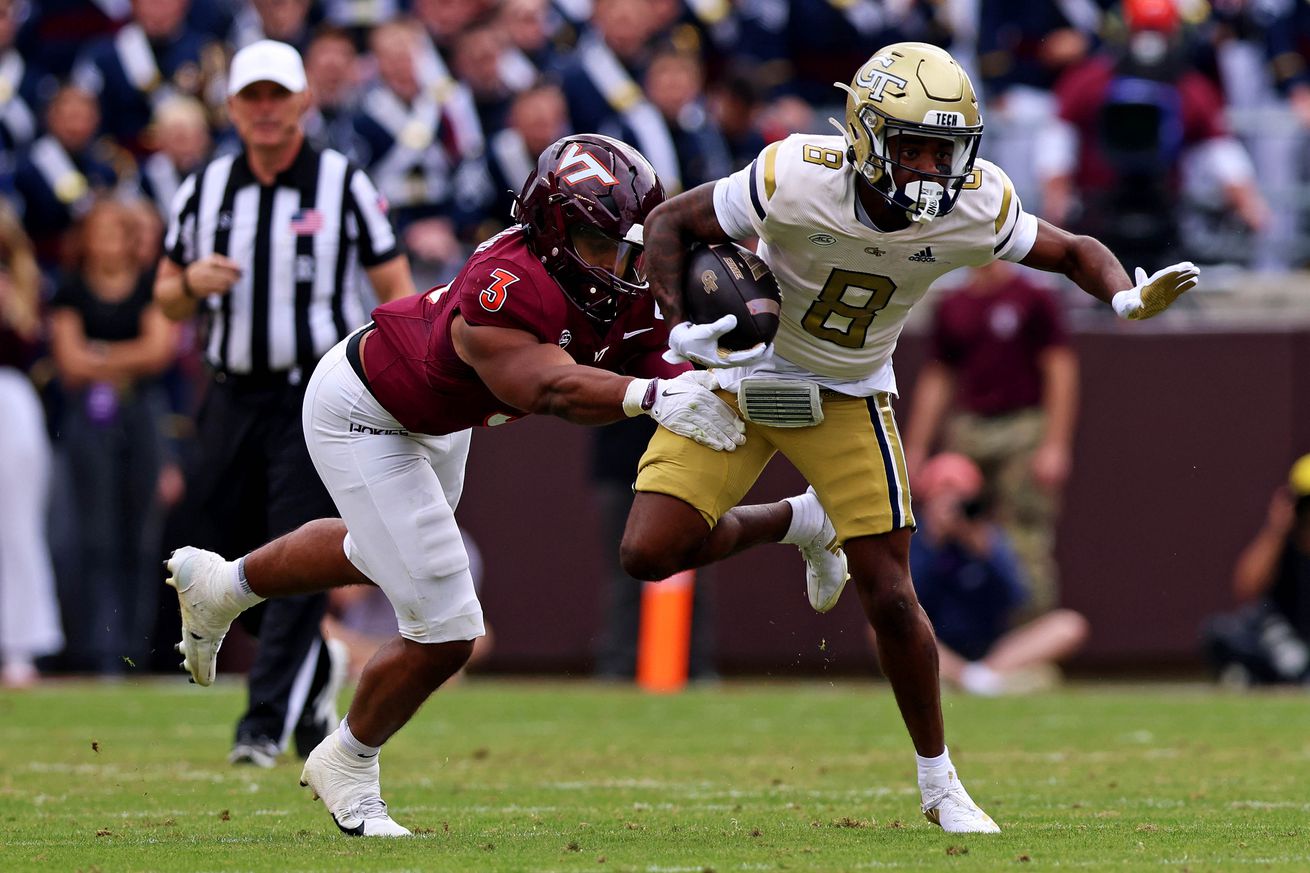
161, 134, 748, 836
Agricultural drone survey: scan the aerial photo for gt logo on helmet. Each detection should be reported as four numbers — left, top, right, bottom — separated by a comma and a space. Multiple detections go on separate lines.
557, 143, 619, 187
854, 67, 907, 102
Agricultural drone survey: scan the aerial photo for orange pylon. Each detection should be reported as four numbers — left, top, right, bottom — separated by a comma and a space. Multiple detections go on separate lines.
635, 570, 695, 693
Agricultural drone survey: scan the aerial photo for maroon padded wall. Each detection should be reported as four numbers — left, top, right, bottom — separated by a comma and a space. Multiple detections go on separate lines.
455, 327, 1310, 674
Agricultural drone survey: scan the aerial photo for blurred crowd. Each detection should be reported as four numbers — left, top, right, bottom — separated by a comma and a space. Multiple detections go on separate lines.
1, 0, 1309, 282
3, 0, 1310, 685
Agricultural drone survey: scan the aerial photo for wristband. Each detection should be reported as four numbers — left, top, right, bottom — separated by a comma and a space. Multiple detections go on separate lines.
622, 378, 658, 417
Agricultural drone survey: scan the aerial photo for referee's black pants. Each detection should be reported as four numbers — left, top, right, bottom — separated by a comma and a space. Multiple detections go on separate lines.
165, 372, 339, 757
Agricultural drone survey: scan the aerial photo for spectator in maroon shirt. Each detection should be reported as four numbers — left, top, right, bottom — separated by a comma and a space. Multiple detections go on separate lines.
903, 260, 1078, 618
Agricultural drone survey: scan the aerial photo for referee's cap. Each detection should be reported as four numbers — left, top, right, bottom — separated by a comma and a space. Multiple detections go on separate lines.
228, 40, 307, 96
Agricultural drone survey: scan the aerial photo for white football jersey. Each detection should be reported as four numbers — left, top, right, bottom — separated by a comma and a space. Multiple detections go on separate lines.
712, 133, 1038, 395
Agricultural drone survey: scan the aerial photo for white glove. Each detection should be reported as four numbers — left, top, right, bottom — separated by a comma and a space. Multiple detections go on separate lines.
1111, 262, 1200, 320
662, 315, 772, 368
623, 370, 746, 452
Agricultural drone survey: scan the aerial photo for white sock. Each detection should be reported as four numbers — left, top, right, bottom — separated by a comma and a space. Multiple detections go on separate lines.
229, 557, 265, 610
960, 662, 1005, 696
916, 746, 955, 790
338, 717, 380, 760
1, 655, 35, 677
1, 653, 34, 670
780, 492, 822, 545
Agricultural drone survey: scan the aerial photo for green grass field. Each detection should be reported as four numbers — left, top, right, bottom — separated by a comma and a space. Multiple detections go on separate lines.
1, 679, 1306, 872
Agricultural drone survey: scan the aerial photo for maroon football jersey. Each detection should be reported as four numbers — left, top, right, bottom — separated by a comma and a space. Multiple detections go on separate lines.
361, 227, 685, 435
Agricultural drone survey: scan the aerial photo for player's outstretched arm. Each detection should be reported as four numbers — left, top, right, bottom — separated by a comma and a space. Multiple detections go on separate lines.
451, 316, 744, 451
644, 182, 733, 326
452, 315, 630, 424
1019, 219, 1131, 304
1019, 219, 1199, 319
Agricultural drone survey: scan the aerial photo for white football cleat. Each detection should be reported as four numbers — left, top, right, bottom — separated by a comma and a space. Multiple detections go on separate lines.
300, 733, 411, 837
165, 546, 241, 687
794, 487, 849, 612
921, 770, 1001, 834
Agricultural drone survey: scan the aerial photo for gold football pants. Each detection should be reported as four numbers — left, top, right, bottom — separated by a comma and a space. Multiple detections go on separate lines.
636, 390, 915, 543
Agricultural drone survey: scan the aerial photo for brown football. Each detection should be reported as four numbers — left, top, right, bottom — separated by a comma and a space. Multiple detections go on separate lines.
682, 243, 781, 351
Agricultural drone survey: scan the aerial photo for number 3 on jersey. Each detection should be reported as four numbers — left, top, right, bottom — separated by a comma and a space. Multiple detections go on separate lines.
801, 268, 897, 349
480, 268, 519, 312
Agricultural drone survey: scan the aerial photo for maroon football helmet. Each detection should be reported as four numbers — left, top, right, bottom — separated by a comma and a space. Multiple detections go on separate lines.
514, 134, 665, 324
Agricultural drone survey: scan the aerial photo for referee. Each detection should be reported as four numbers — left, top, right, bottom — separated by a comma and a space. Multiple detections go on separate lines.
154, 40, 414, 767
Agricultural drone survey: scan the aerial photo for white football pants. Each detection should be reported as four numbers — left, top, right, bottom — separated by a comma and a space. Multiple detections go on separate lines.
302, 338, 484, 644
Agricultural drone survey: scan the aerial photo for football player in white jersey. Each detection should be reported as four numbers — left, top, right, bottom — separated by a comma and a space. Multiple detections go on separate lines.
618, 42, 1199, 834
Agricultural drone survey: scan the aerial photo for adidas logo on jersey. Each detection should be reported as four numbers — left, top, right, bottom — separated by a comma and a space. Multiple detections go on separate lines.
908, 246, 936, 263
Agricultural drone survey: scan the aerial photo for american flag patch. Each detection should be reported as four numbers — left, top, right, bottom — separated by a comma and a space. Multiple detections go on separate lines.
290, 208, 323, 235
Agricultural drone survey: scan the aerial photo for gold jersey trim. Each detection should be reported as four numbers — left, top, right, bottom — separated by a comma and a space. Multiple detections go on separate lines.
763, 141, 780, 200
995, 175, 1013, 234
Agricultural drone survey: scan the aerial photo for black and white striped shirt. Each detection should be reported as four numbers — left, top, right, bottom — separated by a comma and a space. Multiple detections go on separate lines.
164, 141, 400, 376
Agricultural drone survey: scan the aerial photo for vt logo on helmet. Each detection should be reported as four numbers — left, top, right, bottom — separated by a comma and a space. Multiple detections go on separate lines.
513, 134, 665, 324
832, 43, 983, 223
555, 143, 621, 187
